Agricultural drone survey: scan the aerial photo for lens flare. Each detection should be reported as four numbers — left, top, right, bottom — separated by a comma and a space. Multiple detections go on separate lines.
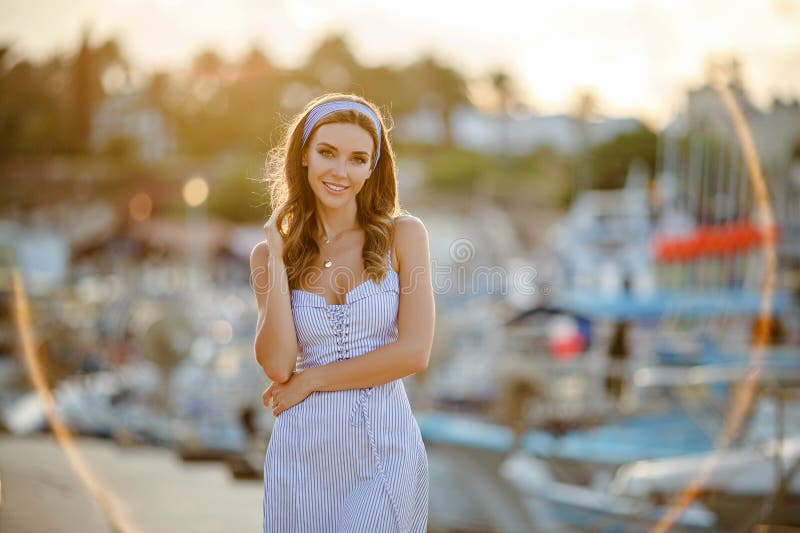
10, 267, 141, 533
651, 66, 778, 533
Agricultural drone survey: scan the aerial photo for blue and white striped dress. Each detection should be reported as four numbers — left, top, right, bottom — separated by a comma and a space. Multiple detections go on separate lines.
263, 250, 429, 532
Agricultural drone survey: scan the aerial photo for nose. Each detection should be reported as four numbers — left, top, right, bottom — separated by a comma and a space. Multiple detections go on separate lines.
333, 157, 347, 178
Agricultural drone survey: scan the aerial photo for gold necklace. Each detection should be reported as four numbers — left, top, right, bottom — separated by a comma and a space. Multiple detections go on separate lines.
320, 227, 357, 268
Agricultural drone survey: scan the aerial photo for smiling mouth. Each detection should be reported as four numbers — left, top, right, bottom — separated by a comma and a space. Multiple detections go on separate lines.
323, 181, 349, 192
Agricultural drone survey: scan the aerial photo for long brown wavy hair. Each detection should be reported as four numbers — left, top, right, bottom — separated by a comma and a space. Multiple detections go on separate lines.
264, 93, 404, 290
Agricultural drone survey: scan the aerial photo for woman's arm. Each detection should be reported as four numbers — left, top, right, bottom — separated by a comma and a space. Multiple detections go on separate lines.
303, 215, 435, 392
250, 221, 299, 384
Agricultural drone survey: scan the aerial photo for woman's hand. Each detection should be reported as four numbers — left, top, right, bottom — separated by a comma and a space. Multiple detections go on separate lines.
262, 371, 314, 416
263, 211, 285, 259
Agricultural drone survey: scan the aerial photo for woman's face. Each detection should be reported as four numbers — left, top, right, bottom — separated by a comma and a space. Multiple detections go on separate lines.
303, 122, 375, 209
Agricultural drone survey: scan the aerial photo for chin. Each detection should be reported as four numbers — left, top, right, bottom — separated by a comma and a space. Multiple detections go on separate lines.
313, 188, 352, 208
317, 196, 352, 209
312, 180, 359, 208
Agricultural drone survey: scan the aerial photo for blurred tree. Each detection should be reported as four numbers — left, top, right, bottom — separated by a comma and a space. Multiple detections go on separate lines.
191, 49, 224, 78
573, 89, 597, 121
405, 56, 467, 146
102, 136, 137, 159
570, 88, 599, 199
178, 49, 227, 153
425, 146, 491, 191
305, 34, 357, 92
42, 55, 73, 152
0, 53, 70, 155
93, 38, 129, 87
588, 125, 657, 190
227, 46, 282, 152
70, 30, 128, 152
240, 46, 273, 80
144, 70, 171, 114
490, 69, 512, 114
72, 30, 94, 152
490, 68, 527, 159
351, 64, 410, 117
206, 159, 270, 222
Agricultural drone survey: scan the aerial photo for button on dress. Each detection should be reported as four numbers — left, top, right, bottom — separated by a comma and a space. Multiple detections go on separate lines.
263, 250, 429, 532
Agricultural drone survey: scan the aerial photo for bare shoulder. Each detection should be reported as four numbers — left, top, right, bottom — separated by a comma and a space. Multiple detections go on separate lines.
392, 215, 430, 269
393, 214, 428, 243
249, 240, 270, 270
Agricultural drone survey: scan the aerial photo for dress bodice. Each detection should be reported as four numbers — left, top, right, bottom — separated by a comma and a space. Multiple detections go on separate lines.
290, 253, 399, 371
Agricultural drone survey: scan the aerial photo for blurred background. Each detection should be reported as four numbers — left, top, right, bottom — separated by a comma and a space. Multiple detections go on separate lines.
1, 1, 800, 532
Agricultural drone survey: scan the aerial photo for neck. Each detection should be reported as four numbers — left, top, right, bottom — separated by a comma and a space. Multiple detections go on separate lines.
315, 200, 359, 240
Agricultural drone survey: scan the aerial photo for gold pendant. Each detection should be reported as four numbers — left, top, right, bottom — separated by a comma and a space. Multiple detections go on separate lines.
324, 259, 333, 268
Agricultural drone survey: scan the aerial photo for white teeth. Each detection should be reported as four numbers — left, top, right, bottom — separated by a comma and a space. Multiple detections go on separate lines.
324, 182, 347, 192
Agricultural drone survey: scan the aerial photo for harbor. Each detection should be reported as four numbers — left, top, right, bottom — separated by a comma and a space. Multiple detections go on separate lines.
2, 8, 800, 532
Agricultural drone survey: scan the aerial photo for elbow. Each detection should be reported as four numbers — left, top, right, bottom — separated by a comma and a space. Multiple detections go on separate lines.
265, 366, 292, 384
255, 346, 293, 384
400, 337, 431, 374
258, 354, 292, 383
410, 346, 431, 374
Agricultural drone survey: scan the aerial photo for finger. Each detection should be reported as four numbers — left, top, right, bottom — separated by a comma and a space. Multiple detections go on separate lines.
263, 391, 277, 409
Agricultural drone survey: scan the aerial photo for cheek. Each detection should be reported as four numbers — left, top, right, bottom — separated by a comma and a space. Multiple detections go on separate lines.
352, 177, 369, 194
306, 153, 327, 174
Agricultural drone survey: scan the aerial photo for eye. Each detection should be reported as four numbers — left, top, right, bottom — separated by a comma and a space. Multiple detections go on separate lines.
318, 149, 333, 157
352, 156, 367, 164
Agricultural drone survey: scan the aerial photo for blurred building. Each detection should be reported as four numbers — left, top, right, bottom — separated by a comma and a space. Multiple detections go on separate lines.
684, 59, 800, 167
0, 201, 121, 294
91, 93, 176, 162
395, 105, 642, 155
552, 184, 655, 297
0, 222, 69, 295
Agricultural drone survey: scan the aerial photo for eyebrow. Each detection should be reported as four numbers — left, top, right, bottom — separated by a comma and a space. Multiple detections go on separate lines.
315, 142, 370, 156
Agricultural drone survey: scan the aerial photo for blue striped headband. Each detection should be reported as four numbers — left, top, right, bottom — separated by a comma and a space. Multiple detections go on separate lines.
301, 100, 382, 172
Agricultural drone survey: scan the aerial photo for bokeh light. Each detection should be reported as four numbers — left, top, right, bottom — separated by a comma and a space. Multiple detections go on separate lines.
182, 176, 209, 207
128, 192, 153, 221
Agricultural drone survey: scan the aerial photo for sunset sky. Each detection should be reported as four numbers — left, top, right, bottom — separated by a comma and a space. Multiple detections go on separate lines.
3, 0, 800, 125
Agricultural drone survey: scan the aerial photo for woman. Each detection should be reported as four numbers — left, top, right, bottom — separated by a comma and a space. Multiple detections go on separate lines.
250, 93, 434, 532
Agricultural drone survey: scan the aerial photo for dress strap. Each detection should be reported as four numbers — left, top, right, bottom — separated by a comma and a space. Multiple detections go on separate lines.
387, 247, 393, 270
